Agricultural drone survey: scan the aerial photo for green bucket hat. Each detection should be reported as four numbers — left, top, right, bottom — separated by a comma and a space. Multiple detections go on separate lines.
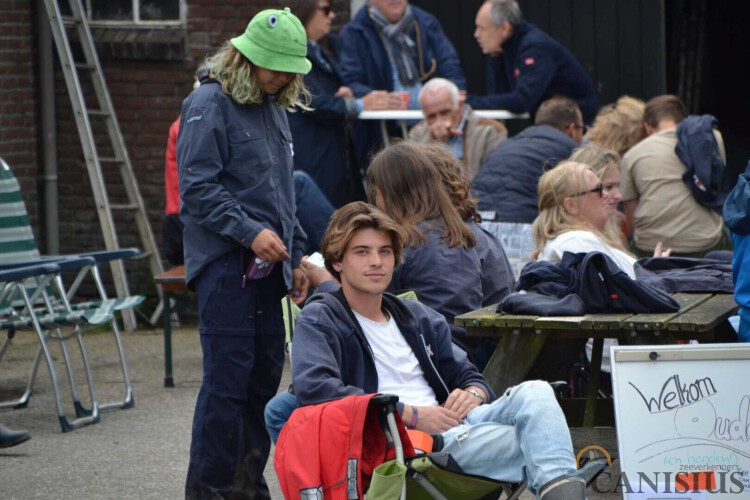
231, 8, 312, 75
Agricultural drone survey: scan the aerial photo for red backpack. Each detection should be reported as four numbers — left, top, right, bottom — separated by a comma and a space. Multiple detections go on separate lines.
274, 394, 414, 499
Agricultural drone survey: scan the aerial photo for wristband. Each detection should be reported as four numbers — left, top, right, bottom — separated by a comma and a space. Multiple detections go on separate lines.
410, 405, 419, 429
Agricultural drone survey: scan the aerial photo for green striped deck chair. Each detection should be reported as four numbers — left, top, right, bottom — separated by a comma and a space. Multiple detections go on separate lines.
0, 263, 107, 431
0, 157, 143, 411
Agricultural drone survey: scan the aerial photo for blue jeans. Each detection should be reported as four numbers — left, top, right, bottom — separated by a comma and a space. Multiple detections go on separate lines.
441, 380, 576, 493
264, 381, 575, 493
264, 389, 299, 443
294, 171, 335, 255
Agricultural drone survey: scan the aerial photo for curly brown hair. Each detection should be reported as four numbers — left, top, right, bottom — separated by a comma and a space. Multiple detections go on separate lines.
416, 143, 481, 222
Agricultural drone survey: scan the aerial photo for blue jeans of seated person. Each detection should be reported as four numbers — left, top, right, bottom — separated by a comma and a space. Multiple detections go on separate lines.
264, 389, 299, 443
264, 380, 575, 493
293, 171, 335, 255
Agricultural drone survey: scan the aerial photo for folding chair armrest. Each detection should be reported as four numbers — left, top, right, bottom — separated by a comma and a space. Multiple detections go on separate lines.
0, 257, 93, 272
74, 248, 141, 263
27, 255, 97, 271
0, 263, 61, 281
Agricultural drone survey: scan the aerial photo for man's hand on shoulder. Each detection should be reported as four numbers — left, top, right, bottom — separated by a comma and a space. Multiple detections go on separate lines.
444, 387, 484, 420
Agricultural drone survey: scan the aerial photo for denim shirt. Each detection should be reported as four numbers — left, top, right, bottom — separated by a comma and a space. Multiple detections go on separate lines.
177, 82, 306, 289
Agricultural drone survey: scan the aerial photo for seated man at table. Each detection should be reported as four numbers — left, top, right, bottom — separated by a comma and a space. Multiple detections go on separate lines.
471, 95, 583, 222
340, 0, 467, 166
408, 78, 507, 179
468, 0, 598, 124
284, 201, 589, 499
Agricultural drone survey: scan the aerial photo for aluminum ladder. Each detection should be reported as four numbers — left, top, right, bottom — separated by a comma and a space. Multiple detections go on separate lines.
41, 0, 164, 330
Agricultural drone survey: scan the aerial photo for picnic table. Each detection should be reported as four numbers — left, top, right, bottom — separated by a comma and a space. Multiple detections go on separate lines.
455, 293, 738, 428
154, 265, 189, 388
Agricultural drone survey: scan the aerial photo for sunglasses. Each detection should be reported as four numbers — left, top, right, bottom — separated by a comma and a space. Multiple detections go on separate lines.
318, 5, 333, 15
572, 182, 603, 198
572, 123, 589, 134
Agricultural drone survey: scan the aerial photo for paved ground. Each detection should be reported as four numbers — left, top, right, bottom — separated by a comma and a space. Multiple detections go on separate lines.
1, 322, 620, 499
0, 323, 288, 499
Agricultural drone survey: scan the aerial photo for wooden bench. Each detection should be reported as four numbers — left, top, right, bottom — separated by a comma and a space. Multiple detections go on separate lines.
154, 265, 189, 387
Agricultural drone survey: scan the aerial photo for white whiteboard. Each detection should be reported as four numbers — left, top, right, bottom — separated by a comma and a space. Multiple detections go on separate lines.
611, 344, 750, 500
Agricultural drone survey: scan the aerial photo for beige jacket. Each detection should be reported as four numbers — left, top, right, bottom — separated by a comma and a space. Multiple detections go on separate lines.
408, 106, 507, 179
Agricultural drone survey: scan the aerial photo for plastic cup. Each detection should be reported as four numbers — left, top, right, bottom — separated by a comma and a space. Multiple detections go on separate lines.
396, 92, 409, 109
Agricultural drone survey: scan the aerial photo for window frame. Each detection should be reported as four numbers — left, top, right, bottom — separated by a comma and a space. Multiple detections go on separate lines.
85, 0, 185, 27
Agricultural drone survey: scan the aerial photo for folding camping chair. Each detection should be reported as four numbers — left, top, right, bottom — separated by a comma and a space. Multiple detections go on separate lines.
0, 156, 144, 411
0, 263, 118, 431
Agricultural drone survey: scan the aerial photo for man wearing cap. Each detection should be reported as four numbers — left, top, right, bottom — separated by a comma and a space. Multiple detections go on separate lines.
177, 8, 311, 499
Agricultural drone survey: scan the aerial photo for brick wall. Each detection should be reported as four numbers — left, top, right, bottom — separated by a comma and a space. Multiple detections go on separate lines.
0, 0, 40, 240
0, 0, 352, 303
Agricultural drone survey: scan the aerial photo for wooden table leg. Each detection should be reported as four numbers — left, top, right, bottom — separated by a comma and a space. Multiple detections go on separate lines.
583, 337, 603, 427
482, 330, 549, 395
163, 291, 174, 388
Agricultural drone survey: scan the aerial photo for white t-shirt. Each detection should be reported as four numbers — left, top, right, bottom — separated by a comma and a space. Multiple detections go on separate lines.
353, 311, 439, 407
538, 230, 637, 279
538, 229, 635, 373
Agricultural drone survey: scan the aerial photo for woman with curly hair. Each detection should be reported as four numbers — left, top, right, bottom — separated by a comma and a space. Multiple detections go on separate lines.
178, 9, 312, 498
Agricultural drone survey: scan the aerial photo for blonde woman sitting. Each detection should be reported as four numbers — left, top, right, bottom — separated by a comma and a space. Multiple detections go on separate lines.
532, 161, 669, 278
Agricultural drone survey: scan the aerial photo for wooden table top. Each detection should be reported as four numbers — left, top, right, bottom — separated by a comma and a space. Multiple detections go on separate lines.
455, 293, 738, 338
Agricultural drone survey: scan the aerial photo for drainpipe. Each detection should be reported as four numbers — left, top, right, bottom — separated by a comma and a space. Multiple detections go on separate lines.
38, 0, 59, 254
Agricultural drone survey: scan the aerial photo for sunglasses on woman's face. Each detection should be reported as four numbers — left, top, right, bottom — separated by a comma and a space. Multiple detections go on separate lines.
571, 183, 604, 198
318, 5, 333, 15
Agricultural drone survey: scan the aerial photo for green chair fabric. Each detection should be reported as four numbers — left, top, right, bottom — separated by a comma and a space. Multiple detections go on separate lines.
367, 459, 407, 500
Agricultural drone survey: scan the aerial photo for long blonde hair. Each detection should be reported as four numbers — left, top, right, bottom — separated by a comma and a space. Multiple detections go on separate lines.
532, 161, 628, 260
205, 41, 309, 109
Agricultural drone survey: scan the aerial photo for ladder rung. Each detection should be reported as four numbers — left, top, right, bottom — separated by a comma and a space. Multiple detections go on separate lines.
110, 204, 138, 211
61, 16, 82, 27
133, 252, 153, 260
88, 109, 110, 117
99, 157, 123, 164
75, 63, 96, 71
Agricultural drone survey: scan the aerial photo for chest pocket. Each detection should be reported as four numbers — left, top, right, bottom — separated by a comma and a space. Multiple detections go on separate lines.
228, 127, 269, 172
279, 127, 294, 157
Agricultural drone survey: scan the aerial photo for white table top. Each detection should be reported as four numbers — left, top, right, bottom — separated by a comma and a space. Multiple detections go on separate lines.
358, 110, 530, 120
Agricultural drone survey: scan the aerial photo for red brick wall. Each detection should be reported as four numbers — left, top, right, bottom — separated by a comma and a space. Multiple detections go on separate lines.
0, 0, 351, 300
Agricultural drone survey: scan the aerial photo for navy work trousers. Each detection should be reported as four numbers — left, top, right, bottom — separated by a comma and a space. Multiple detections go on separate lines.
185, 249, 286, 499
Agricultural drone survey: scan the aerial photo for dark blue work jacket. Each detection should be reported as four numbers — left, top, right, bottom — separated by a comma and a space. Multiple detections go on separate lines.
177, 81, 306, 289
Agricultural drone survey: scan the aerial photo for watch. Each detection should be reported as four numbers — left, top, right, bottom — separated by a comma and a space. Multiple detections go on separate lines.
466, 388, 485, 405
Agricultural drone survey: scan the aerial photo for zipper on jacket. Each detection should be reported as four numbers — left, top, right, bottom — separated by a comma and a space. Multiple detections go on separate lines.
419, 333, 450, 397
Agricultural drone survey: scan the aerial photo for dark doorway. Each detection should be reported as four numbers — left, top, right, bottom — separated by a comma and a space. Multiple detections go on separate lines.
666, 0, 750, 181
